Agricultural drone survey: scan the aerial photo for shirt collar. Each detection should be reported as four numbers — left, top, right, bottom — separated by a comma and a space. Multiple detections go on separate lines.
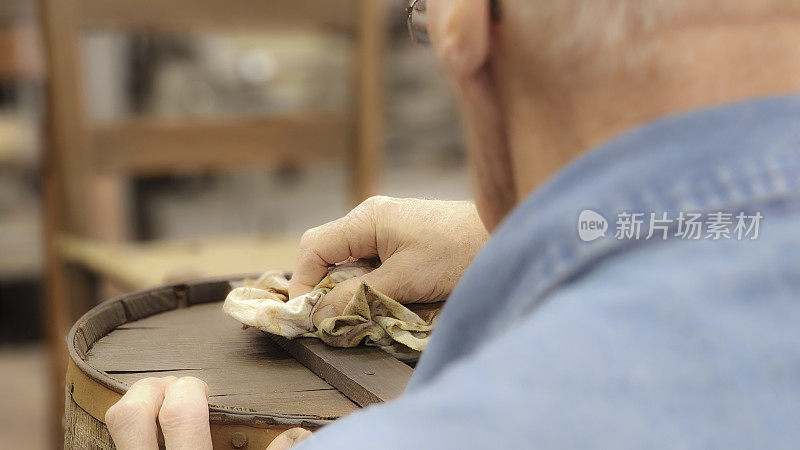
480, 94, 800, 316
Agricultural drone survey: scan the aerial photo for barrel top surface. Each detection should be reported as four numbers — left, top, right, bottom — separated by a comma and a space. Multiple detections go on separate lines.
71, 277, 360, 421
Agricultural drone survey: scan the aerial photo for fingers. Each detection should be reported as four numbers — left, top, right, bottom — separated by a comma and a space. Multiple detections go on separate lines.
289, 197, 384, 299
158, 377, 212, 450
311, 277, 363, 326
106, 376, 212, 450
311, 257, 420, 327
106, 376, 175, 450
266, 428, 313, 450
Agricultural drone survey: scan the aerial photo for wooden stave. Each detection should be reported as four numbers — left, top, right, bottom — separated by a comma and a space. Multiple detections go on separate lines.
65, 273, 332, 450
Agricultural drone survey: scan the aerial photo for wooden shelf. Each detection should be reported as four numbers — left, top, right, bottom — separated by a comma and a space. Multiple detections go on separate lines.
59, 233, 300, 291
0, 207, 41, 281
0, 23, 44, 82
79, 0, 359, 32
91, 114, 352, 176
0, 0, 36, 25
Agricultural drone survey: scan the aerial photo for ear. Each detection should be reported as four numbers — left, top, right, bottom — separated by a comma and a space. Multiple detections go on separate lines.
427, 0, 491, 83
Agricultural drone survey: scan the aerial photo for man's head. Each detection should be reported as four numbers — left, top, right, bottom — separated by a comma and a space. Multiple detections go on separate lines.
426, 0, 800, 231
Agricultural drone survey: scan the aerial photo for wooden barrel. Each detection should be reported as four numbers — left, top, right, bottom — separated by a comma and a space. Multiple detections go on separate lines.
64, 274, 373, 449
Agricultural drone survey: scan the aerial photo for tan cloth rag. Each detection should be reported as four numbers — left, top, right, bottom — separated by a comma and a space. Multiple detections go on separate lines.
223, 261, 440, 361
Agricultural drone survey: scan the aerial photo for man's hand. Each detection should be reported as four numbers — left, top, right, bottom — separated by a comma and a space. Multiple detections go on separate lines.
106, 376, 212, 450
106, 376, 311, 450
289, 196, 488, 324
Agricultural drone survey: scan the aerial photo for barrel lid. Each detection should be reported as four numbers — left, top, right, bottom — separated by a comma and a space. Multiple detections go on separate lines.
67, 274, 359, 429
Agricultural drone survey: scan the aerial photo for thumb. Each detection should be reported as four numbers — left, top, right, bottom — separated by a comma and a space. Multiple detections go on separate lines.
311, 260, 413, 327
289, 198, 383, 299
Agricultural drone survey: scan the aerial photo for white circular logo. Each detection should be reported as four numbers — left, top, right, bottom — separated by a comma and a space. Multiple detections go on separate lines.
578, 209, 608, 242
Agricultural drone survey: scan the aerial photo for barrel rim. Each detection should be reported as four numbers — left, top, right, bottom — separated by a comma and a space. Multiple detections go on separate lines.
66, 272, 333, 427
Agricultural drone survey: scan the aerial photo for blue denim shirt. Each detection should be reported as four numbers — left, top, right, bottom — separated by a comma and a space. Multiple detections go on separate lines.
299, 96, 800, 449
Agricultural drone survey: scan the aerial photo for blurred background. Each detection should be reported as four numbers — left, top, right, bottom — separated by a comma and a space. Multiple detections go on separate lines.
0, 0, 468, 447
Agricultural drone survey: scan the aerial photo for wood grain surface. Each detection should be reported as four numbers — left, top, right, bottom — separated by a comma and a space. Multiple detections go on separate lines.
272, 336, 412, 407
86, 302, 360, 419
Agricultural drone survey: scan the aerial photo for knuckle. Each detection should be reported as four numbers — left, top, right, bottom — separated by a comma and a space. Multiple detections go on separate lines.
158, 377, 209, 428
358, 195, 387, 213
156, 401, 182, 427
133, 377, 159, 388
348, 195, 388, 216
297, 245, 323, 267
105, 399, 147, 430
133, 376, 173, 389
174, 376, 197, 385
300, 220, 339, 249
158, 401, 206, 430
359, 195, 379, 208
349, 196, 388, 226
174, 376, 204, 390
299, 227, 320, 247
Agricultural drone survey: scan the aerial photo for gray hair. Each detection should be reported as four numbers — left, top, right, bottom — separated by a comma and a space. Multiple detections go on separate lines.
503, 0, 675, 68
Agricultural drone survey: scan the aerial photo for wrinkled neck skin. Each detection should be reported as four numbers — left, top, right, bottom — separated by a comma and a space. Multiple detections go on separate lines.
491, 15, 800, 208
457, 66, 517, 233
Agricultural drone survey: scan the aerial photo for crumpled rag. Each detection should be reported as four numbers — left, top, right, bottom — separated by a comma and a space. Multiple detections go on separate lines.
223, 261, 440, 361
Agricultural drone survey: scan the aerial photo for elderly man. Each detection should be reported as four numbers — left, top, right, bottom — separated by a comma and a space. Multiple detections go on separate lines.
106, 0, 800, 448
